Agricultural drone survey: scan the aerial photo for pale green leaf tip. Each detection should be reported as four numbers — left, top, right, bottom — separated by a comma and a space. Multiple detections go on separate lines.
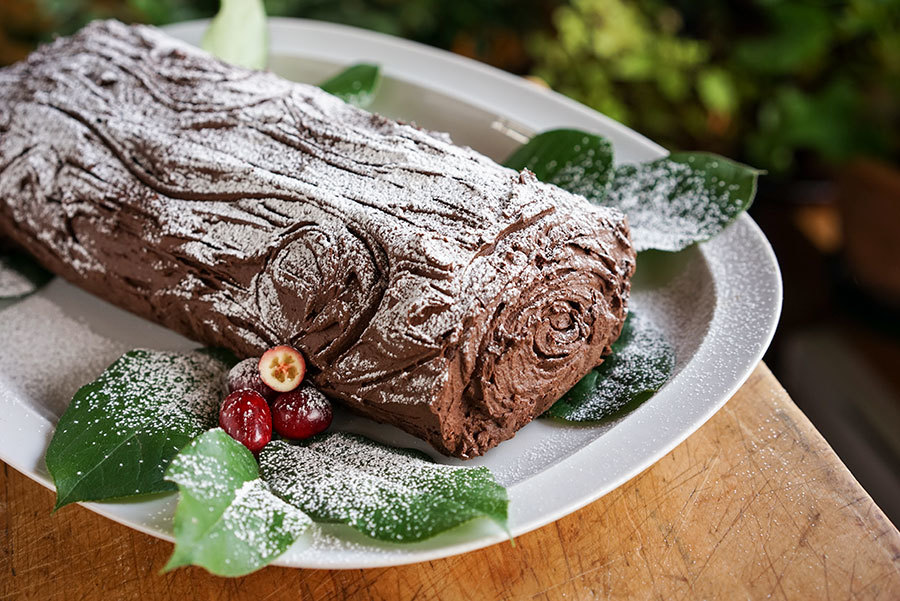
51, 479, 78, 511
201, 0, 268, 70
161, 552, 190, 574
52, 495, 70, 512
498, 519, 514, 543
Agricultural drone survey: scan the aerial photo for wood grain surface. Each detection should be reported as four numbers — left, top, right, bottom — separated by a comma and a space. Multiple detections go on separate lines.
2, 363, 899, 600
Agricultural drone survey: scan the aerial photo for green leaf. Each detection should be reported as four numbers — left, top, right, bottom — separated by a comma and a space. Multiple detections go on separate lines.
201, 0, 268, 70
164, 429, 312, 577
0, 251, 53, 300
503, 131, 758, 253
259, 432, 508, 543
602, 153, 761, 252
319, 64, 382, 108
46, 349, 232, 509
503, 129, 615, 199
544, 312, 674, 422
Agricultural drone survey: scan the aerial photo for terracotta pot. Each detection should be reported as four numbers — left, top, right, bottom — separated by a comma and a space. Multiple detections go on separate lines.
837, 159, 900, 303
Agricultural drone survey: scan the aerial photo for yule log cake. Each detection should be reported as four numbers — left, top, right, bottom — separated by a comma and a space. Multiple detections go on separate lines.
0, 21, 635, 458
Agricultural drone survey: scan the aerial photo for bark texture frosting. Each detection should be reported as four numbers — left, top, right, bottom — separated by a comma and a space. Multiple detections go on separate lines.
0, 21, 636, 458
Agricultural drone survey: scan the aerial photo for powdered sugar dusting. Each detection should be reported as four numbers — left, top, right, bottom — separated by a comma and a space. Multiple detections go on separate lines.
71, 349, 227, 433
165, 429, 312, 573
220, 479, 312, 556
0, 295, 129, 420
606, 157, 749, 252
547, 312, 674, 421
260, 433, 506, 542
631, 247, 716, 375
0, 261, 35, 297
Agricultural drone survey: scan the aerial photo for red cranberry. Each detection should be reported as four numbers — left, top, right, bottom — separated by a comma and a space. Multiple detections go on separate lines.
271, 385, 333, 440
226, 357, 278, 402
219, 389, 272, 453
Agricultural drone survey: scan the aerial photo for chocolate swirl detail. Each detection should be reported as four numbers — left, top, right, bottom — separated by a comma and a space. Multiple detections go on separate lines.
439, 210, 634, 457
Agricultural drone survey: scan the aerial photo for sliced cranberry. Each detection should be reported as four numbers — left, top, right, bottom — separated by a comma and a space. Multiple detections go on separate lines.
219, 389, 272, 453
258, 345, 306, 393
226, 357, 278, 402
271, 385, 333, 440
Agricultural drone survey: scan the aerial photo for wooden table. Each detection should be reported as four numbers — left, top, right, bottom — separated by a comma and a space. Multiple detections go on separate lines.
2, 363, 899, 600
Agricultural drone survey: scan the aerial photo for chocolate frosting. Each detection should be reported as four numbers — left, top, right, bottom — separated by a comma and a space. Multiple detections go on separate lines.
0, 21, 635, 458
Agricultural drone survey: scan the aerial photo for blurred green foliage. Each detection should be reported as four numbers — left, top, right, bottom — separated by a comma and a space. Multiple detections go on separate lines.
1, 0, 898, 176
532, 0, 900, 174
530, 0, 713, 152
5, 0, 555, 72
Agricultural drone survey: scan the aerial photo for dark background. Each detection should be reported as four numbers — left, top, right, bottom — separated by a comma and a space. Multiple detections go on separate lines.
3, 0, 899, 523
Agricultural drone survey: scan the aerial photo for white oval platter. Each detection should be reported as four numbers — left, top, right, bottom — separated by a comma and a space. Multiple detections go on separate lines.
0, 18, 782, 569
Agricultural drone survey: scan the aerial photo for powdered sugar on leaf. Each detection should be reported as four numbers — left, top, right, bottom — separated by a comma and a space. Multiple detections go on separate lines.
503, 129, 615, 199
319, 63, 381, 108
603, 153, 761, 252
165, 428, 312, 577
543, 312, 675, 422
45, 348, 233, 508
259, 433, 508, 542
